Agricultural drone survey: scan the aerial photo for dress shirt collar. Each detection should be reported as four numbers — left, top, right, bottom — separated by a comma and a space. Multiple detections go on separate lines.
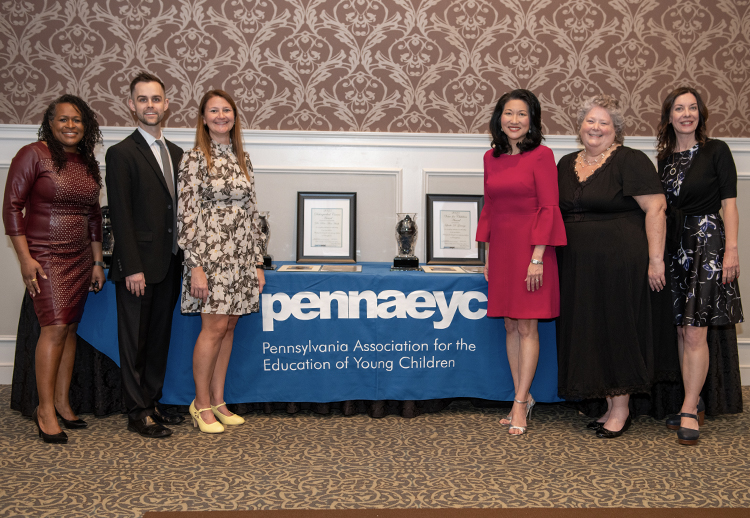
137, 126, 164, 147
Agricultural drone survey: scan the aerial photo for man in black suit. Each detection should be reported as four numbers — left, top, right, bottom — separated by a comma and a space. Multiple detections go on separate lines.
105, 72, 185, 437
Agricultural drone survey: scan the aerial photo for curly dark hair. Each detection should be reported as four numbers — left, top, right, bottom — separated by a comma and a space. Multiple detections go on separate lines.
489, 89, 544, 157
38, 94, 102, 183
656, 86, 709, 161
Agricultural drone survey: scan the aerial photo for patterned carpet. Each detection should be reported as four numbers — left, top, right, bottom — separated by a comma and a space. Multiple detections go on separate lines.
1, 385, 749, 518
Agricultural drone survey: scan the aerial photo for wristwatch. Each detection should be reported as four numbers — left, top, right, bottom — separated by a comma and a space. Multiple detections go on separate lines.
530, 259, 543, 265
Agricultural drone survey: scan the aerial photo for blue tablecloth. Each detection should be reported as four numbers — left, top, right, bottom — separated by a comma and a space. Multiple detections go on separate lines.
77, 263, 560, 405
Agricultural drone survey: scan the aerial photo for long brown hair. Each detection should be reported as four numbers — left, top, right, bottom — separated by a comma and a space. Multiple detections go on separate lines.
656, 86, 709, 161
195, 90, 251, 178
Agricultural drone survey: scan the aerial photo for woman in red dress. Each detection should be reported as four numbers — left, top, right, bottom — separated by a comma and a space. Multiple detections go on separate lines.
476, 89, 566, 435
3, 95, 105, 443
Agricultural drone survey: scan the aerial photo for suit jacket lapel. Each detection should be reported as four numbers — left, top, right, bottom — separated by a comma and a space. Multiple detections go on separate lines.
130, 129, 170, 194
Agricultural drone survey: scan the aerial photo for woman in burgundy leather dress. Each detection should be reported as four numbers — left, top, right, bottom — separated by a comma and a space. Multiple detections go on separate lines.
3, 95, 105, 443
476, 89, 566, 435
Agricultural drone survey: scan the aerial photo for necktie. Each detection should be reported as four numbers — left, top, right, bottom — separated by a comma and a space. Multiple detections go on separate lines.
155, 139, 178, 254
155, 139, 175, 199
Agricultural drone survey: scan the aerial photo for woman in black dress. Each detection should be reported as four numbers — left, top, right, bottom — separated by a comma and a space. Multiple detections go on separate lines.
556, 94, 668, 438
656, 87, 743, 445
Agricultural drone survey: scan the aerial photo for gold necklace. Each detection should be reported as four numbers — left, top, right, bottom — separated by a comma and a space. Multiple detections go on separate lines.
580, 142, 615, 166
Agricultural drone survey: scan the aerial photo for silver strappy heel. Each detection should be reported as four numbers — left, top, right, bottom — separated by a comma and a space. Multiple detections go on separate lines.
509, 394, 535, 436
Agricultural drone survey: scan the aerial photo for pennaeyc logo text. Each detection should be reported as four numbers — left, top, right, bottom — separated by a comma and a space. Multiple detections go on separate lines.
261, 290, 487, 331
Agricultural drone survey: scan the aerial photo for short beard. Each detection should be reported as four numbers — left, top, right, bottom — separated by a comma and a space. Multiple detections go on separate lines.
136, 112, 164, 127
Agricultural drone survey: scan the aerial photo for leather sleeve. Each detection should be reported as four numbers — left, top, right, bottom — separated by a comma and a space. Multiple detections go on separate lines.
89, 200, 103, 242
2, 144, 40, 236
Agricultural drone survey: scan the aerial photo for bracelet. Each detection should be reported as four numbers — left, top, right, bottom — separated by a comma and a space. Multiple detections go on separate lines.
530, 259, 543, 265
93, 261, 106, 268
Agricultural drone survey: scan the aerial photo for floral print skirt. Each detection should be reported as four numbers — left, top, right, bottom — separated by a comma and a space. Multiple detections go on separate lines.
669, 213, 743, 326
181, 262, 260, 315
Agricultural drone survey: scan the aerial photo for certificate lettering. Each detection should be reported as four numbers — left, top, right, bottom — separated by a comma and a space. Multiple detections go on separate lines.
310, 208, 343, 248
440, 210, 471, 250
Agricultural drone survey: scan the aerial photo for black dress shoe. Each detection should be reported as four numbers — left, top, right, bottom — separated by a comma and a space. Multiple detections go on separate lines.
56, 409, 88, 429
127, 416, 173, 438
32, 407, 68, 444
667, 397, 705, 430
153, 406, 185, 425
586, 420, 605, 430
596, 416, 632, 438
677, 413, 700, 446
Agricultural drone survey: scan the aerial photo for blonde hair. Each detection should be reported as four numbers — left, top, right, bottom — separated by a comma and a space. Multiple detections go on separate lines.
195, 90, 251, 178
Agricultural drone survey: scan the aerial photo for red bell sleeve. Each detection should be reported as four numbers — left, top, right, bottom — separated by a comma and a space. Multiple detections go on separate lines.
476, 150, 494, 243
530, 146, 566, 246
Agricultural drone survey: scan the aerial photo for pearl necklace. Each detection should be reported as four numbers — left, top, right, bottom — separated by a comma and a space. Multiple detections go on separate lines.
579, 142, 615, 167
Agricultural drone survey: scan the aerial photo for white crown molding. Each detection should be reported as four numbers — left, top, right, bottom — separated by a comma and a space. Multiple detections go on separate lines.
1, 124, 749, 166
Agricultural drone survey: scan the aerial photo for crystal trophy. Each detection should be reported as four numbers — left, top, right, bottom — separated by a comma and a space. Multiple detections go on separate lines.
101, 205, 114, 268
258, 211, 275, 270
392, 213, 419, 270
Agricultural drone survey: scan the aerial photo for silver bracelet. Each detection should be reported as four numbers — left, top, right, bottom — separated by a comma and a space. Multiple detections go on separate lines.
93, 261, 106, 268
530, 259, 543, 265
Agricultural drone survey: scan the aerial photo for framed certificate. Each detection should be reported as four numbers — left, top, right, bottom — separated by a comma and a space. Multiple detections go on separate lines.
425, 193, 485, 265
296, 192, 357, 263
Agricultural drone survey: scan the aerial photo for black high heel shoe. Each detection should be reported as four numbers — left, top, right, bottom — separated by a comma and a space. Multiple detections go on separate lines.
56, 409, 87, 429
666, 396, 704, 430
32, 408, 68, 444
676, 413, 700, 446
596, 415, 632, 439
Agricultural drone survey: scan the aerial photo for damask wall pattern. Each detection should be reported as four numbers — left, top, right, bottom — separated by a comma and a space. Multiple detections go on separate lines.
1, 0, 748, 136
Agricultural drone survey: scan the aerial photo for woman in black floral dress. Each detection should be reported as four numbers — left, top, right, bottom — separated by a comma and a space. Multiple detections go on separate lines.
656, 87, 743, 446
178, 90, 266, 433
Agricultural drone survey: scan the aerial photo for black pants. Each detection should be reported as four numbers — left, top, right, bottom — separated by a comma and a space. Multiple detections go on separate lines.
115, 254, 181, 421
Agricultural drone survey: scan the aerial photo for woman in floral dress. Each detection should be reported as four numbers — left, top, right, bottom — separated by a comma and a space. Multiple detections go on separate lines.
656, 87, 743, 445
178, 90, 266, 433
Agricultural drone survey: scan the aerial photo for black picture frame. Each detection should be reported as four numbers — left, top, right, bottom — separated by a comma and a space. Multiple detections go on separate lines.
425, 193, 485, 265
296, 192, 357, 263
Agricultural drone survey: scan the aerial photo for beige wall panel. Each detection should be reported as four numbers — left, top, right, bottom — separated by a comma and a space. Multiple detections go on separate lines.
425, 174, 484, 197
254, 170, 399, 263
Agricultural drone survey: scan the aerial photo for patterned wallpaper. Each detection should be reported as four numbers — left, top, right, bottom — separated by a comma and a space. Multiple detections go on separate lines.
1, 0, 748, 136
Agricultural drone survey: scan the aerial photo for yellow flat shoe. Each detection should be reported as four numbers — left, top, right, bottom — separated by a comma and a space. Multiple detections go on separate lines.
211, 402, 245, 425
189, 400, 224, 433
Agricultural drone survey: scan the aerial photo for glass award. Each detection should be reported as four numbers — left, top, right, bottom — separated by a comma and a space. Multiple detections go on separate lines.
259, 211, 275, 270
392, 213, 419, 270
101, 205, 114, 268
